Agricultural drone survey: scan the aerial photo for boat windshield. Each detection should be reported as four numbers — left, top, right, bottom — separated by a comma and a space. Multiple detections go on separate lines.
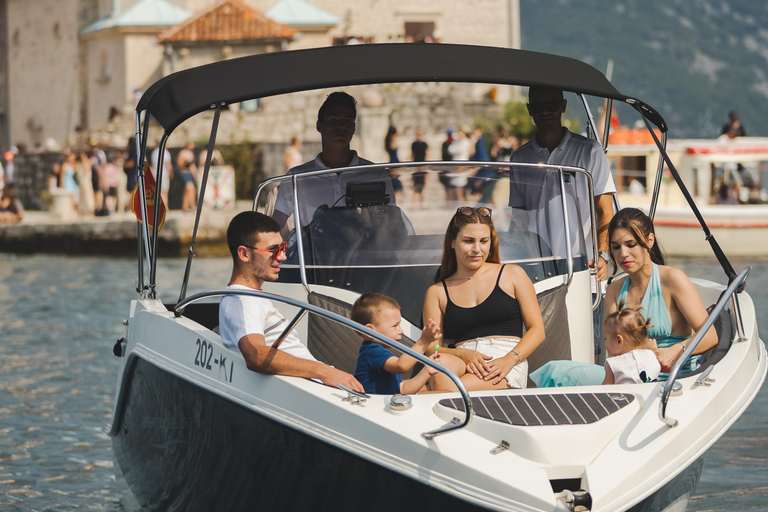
257, 162, 592, 323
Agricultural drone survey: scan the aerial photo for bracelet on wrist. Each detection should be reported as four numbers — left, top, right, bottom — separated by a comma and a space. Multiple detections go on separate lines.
511, 348, 522, 364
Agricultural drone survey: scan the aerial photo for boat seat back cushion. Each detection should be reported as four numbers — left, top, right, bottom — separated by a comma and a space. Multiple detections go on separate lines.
307, 292, 415, 375
686, 304, 734, 377
525, 284, 571, 386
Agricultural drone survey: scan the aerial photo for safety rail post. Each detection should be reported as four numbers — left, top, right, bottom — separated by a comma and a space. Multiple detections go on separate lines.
659, 267, 751, 427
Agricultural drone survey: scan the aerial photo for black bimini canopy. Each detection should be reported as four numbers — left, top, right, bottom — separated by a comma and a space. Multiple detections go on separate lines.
137, 43, 666, 133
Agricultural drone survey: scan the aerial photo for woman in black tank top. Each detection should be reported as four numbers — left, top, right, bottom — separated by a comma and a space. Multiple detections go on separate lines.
422, 207, 545, 390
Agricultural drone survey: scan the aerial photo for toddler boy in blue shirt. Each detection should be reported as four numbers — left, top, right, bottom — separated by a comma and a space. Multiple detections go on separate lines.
352, 292, 460, 394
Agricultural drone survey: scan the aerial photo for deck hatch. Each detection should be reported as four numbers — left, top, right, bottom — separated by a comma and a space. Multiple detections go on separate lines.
439, 393, 635, 426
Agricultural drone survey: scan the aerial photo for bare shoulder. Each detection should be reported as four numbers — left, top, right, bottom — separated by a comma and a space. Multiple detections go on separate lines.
425, 282, 445, 300
658, 265, 694, 290
502, 263, 529, 281
606, 274, 628, 295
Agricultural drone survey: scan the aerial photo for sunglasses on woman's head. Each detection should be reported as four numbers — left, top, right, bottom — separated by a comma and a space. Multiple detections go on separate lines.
456, 206, 492, 218
243, 241, 288, 260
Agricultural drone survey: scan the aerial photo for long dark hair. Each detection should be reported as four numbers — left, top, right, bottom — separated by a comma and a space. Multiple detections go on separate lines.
608, 208, 665, 272
437, 209, 500, 282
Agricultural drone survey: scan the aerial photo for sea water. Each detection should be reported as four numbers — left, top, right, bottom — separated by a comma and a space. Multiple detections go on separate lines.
0, 254, 766, 511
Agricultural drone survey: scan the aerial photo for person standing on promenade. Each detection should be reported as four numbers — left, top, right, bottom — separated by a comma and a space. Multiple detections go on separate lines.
150, 145, 173, 208
283, 136, 303, 173
76, 151, 95, 216
177, 142, 198, 212
510, 86, 616, 355
410, 127, 430, 209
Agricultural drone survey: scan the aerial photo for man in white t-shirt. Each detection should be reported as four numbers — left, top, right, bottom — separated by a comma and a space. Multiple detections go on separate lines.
511, 86, 616, 354
272, 92, 393, 229
219, 211, 364, 391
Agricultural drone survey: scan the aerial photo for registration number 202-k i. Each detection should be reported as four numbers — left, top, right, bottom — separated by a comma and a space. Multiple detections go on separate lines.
194, 338, 234, 382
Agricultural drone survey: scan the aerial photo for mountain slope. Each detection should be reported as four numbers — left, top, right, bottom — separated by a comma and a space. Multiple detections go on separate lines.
520, 0, 768, 138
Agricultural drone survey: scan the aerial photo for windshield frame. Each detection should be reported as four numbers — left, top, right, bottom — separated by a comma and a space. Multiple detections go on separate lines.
254, 161, 597, 294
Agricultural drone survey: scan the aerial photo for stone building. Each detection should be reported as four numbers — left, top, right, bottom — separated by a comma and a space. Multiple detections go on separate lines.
0, 0, 520, 153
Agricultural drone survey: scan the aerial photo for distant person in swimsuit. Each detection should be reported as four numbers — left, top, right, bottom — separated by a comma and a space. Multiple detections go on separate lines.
422, 206, 545, 390
605, 208, 717, 374
602, 302, 661, 385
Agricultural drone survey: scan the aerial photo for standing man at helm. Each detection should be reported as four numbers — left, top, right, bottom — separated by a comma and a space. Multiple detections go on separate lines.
271, 92, 394, 230
510, 86, 616, 355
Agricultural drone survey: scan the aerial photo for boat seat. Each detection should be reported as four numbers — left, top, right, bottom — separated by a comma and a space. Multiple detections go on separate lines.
525, 284, 571, 387
167, 302, 220, 331
307, 292, 416, 375
684, 303, 734, 378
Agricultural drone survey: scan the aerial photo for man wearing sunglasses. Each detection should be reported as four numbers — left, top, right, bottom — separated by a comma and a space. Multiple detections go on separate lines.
219, 211, 365, 392
510, 86, 616, 355
272, 92, 395, 230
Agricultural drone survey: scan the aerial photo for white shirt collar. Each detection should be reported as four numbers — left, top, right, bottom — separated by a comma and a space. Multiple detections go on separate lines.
531, 128, 572, 157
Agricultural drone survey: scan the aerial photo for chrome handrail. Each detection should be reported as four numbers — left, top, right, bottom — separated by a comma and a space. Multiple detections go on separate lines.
659, 266, 751, 427
557, 167, 574, 288
174, 288, 474, 439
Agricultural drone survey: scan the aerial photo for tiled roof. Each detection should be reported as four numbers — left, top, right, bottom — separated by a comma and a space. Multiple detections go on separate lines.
81, 0, 192, 34
266, 0, 339, 27
158, 0, 295, 43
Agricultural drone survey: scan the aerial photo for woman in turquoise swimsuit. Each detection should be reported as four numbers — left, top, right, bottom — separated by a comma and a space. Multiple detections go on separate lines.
605, 208, 717, 374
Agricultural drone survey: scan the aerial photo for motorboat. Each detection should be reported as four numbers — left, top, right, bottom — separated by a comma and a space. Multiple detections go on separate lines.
108, 44, 766, 511
607, 136, 768, 256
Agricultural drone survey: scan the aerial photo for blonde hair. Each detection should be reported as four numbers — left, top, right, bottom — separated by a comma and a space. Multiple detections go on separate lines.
605, 300, 653, 349
351, 293, 400, 326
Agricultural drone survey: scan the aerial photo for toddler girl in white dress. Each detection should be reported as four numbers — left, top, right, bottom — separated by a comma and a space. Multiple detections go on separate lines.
603, 302, 661, 385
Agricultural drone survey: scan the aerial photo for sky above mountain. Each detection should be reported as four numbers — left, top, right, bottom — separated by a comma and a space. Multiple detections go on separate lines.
520, 0, 768, 138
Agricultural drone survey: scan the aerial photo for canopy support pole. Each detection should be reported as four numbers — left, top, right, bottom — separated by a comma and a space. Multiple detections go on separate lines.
178, 105, 222, 304
637, 107, 743, 291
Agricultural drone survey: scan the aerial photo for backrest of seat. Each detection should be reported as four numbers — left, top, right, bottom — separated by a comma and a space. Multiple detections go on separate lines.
525, 284, 572, 383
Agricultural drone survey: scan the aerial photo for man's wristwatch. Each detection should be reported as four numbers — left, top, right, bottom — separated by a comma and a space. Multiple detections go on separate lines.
598, 251, 611, 263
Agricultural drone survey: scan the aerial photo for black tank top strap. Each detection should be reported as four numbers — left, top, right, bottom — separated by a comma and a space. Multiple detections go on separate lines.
441, 280, 452, 304
495, 264, 507, 287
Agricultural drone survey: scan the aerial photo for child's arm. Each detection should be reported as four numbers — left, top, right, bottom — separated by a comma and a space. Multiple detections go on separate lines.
382, 319, 442, 375
602, 364, 615, 385
399, 353, 441, 395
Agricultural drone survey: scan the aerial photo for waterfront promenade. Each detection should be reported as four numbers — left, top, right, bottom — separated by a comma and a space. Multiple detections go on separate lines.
0, 203, 248, 257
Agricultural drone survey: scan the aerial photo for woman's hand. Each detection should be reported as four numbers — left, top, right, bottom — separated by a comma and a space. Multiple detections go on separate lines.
484, 352, 519, 385
654, 342, 685, 373
456, 348, 493, 377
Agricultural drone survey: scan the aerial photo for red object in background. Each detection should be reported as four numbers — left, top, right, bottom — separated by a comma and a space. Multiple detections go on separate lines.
131, 163, 166, 231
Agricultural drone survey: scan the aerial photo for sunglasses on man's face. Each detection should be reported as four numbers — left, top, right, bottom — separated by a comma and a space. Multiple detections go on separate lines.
527, 100, 563, 115
456, 206, 492, 218
243, 241, 288, 260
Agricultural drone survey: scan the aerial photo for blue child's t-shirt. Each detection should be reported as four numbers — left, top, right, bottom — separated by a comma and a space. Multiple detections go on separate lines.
354, 341, 403, 395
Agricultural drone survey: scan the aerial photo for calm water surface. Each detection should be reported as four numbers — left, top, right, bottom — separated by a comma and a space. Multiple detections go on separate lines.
0, 254, 766, 511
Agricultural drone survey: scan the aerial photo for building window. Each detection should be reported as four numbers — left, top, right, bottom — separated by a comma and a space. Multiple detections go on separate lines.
404, 22, 435, 43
